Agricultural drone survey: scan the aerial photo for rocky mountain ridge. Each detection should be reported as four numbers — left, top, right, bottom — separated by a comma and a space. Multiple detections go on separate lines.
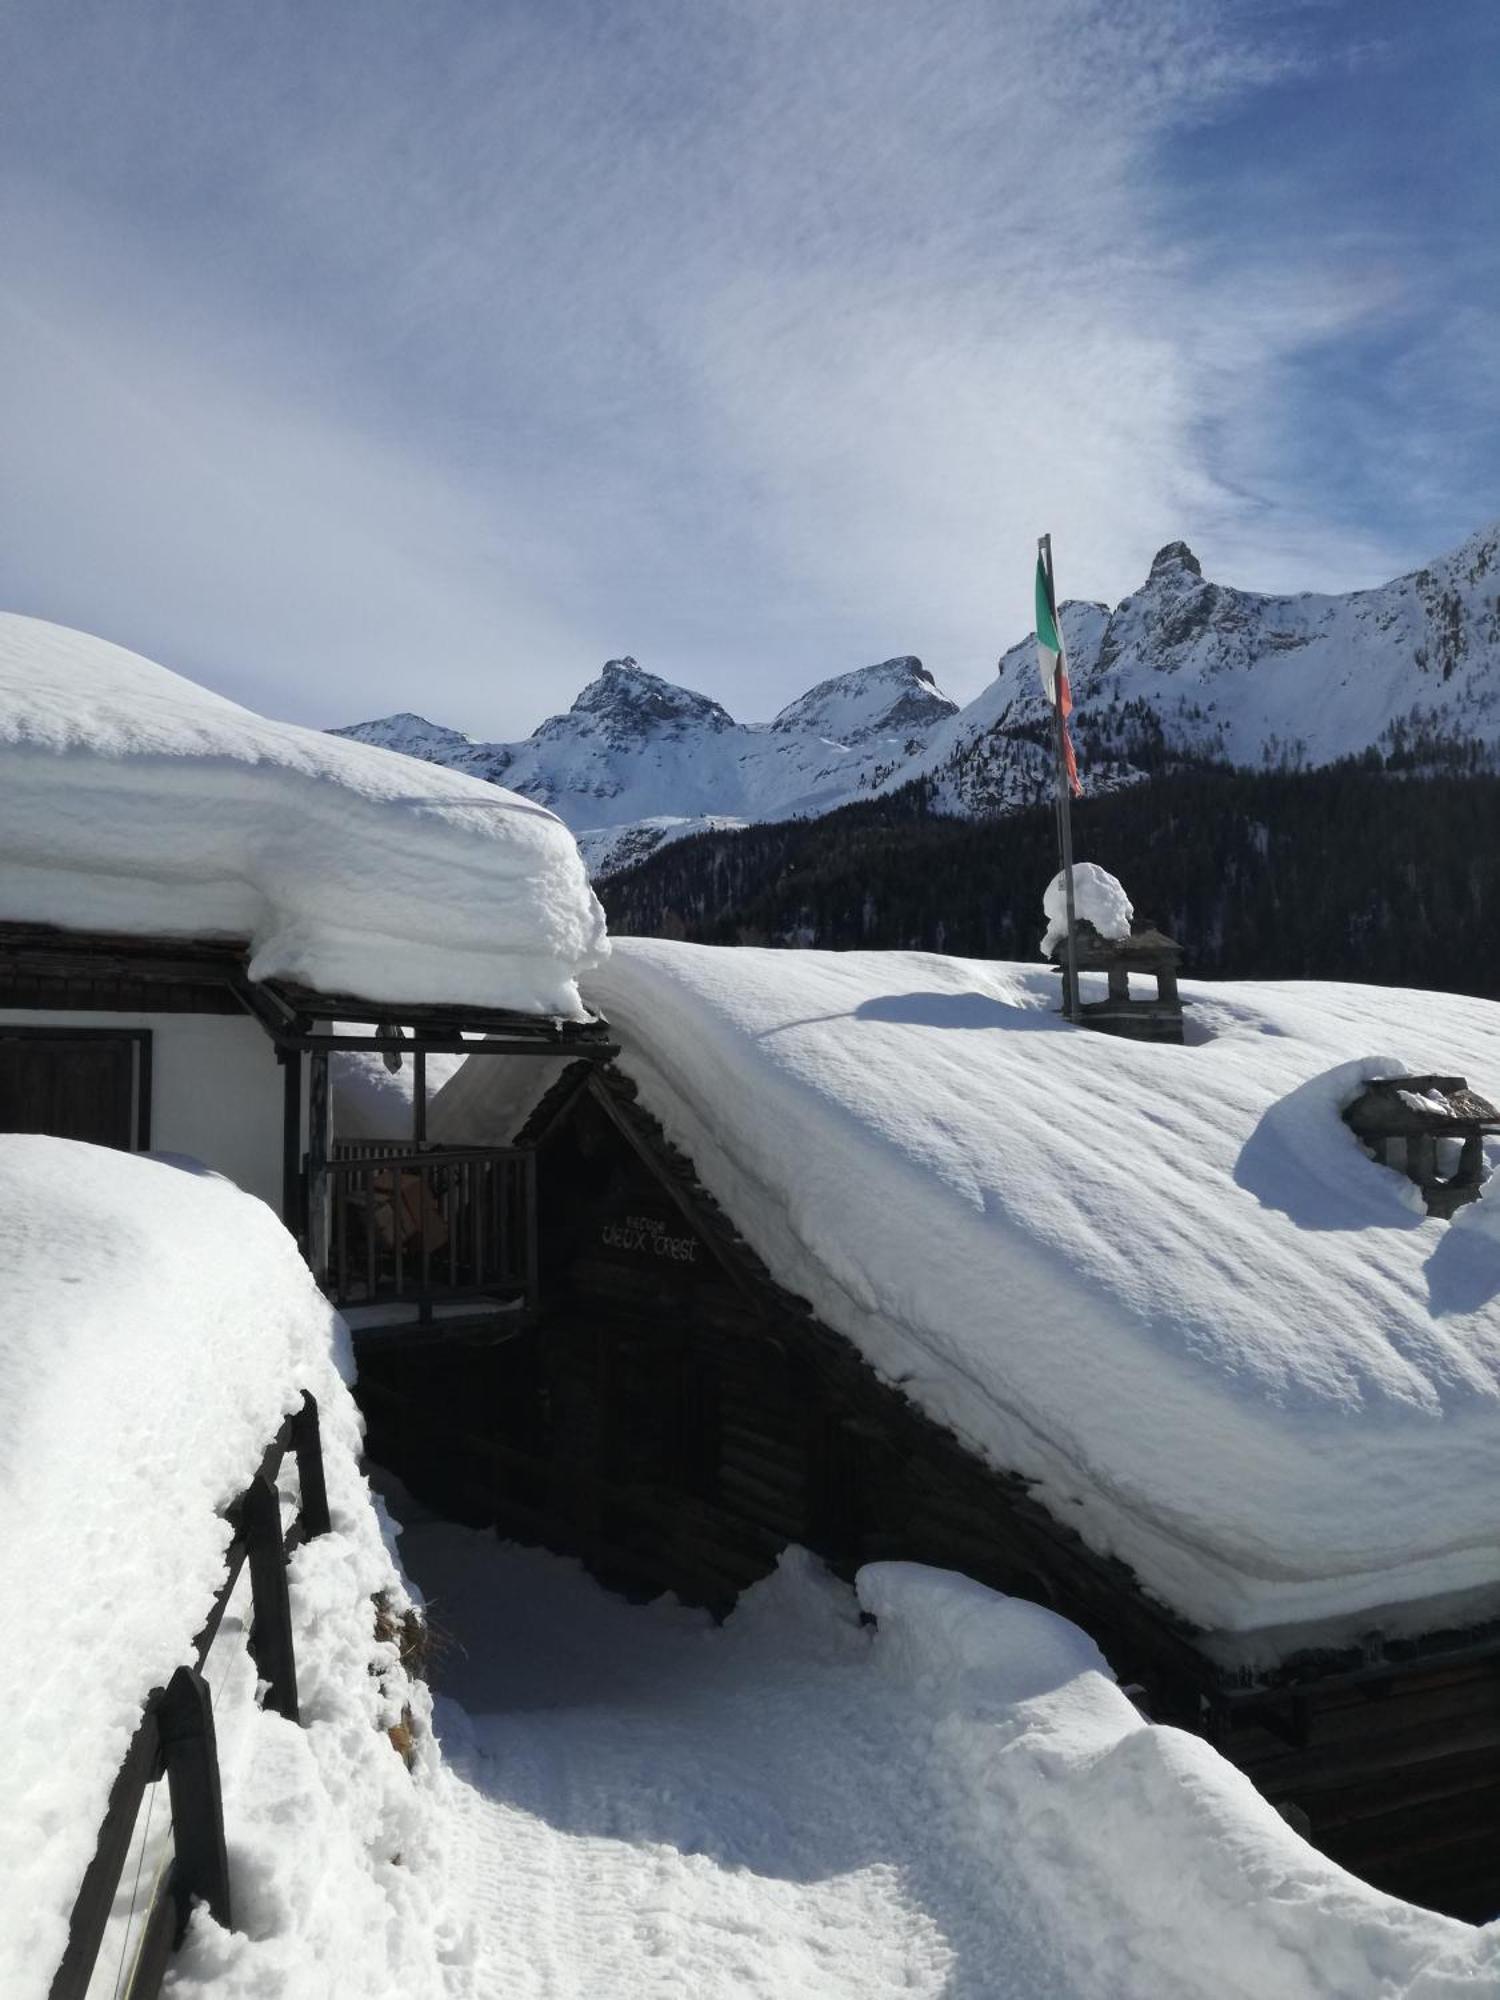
333, 522, 1500, 873
335, 652, 955, 872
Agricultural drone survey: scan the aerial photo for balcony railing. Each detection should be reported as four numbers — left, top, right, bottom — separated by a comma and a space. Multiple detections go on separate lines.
322, 1141, 537, 1322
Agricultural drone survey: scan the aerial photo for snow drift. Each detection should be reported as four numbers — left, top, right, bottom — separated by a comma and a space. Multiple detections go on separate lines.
0, 1138, 469, 2000
855, 1563, 1496, 1997
406, 1524, 1497, 1996
581, 941, 1500, 1644
0, 614, 606, 1015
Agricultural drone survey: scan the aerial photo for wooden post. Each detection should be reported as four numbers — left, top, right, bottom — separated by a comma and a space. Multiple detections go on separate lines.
243, 1473, 299, 1723
279, 1047, 303, 1239
1406, 1132, 1437, 1190
1039, 533, 1080, 1021
120, 1881, 177, 1996
158, 1666, 232, 1940
47, 1713, 163, 2000
307, 1047, 330, 1287
291, 1392, 332, 1541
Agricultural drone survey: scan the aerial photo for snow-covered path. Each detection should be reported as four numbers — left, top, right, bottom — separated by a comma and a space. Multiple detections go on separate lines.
395, 1512, 1492, 2000
404, 1523, 1068, 1999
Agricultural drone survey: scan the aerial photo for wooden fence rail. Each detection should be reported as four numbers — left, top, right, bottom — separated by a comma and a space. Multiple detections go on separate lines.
49, 1392, 331, 2000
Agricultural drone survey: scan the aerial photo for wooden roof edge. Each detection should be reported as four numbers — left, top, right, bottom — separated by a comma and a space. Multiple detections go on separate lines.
1349, 1075, 1500, 1127
0, 919, 614, 1047
512, 1057, 601, 1148
269, 979, 615, 1044
1061, 924, 1184, 963
0, 919, 248, 975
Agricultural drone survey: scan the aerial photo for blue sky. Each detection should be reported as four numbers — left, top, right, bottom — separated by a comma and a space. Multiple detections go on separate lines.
0, 0, 1495, 736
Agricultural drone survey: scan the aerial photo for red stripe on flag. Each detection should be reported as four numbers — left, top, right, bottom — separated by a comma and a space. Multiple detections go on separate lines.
1059, 667, 1082, 796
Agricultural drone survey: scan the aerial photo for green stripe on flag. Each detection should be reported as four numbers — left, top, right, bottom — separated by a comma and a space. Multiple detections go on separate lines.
1035, 554, 1062, 659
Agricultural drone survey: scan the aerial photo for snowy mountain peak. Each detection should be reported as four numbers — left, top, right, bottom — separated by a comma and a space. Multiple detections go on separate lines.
328, 518, 1500, 873
770, 656, 957, 743
330, 710, 475, 757
1148, 541, 1203, 580
566, 658, 734, 736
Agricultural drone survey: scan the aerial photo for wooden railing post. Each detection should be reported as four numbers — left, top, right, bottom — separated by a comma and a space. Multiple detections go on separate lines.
243, 1473, 299, 1723
307, 1048, 331, 1286
52, 1400, 332, 2000
47, 1712, 163, 2000
291, 1392, 332, 1540
157, 1666, 232, 1941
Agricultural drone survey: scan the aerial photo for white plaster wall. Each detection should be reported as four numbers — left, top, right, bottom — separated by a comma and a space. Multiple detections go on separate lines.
0, 1009, 290, 1211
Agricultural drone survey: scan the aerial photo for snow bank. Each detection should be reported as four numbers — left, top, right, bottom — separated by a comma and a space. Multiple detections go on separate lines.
1040, 861, 1133, 958
0, 615, 606, 1015
584, 942, 1500, 1641
856, 1564, 1494, 1999
0, 1138, 469, 2000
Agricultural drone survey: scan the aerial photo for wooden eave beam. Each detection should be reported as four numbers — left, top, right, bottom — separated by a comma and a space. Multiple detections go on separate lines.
0, 921, 614, 1056
268, 1032, 619, 1057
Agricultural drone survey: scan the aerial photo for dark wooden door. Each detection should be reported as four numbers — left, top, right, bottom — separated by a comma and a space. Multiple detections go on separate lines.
0, 1031, 141, 1149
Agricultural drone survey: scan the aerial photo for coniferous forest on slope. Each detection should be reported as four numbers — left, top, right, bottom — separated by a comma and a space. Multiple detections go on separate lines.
598, 765, 1500, 1000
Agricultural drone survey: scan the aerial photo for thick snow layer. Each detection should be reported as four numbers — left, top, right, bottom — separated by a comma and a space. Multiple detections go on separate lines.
1040, 862, 1133, 958
584, 942, 1500, 1641
401, 1522, 1493, 1997
426, 1048, 569, 1147
0, 614, 606, 1015
0, 1139, 470, 2000
331, 1035, 469, 1142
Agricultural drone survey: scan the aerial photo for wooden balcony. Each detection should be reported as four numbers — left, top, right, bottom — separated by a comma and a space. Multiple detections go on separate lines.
319, 1141, 537, 1341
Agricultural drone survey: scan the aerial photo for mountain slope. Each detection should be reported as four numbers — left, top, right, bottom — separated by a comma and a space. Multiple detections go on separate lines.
333, 524, 1500, 870
892, 523, 1500, 818
597, 766, 1500, 1000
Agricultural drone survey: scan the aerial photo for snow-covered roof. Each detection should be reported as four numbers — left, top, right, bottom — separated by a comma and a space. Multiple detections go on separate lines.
582, 941, 1500, 1646
0, 615, 608, 1016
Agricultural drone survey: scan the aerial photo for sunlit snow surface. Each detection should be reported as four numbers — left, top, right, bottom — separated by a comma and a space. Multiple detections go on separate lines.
0, 1140, 467, 2000
406, 1521, 1497, 1999
7, 1134, 1498, 1998
0, 614, 606, 1014
582, 942, 1500, 1642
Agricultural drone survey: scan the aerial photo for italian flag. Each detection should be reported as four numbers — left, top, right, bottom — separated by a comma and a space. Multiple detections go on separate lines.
1035, 552, 1082, 796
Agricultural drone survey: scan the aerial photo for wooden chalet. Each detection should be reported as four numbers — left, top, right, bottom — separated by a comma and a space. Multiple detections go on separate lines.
357, 1054, 1500, 1925
5, 906, 1497, 1922
0, 921, 614, 1339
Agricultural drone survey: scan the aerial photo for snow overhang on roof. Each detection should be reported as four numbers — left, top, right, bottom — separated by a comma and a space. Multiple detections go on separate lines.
0, 920, 618, 1057
0, 615, 610, 1019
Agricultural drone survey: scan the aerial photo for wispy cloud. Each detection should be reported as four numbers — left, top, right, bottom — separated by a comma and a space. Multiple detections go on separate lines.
0, 0, 1492, 731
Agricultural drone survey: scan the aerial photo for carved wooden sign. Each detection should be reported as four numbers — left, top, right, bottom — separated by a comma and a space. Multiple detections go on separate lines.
597, 1206, 702, 1266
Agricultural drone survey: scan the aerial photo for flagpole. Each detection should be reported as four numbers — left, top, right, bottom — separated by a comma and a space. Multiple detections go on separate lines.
1039, 533, 1080, 1022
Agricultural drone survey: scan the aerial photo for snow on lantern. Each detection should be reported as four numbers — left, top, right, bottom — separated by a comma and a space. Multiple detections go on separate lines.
1039, 864, 1185, 1045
